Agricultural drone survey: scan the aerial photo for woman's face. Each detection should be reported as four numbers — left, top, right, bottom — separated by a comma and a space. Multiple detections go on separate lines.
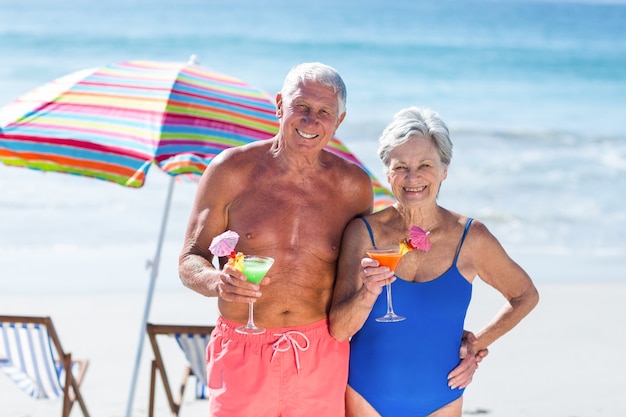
386, 135, 448, 206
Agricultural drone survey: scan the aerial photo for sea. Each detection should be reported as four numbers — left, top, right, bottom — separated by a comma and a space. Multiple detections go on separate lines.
1, 0, 625, 293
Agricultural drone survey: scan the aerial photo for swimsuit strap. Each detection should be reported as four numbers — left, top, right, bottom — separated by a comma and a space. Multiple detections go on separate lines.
453, 218, 474, 266
359, 217, 377, 247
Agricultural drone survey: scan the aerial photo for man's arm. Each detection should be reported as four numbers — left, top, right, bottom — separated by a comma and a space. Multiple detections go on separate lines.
447, 331, 489, 389
178, 146, 272, 303
178, 166, 227, 298
178, 149, 244, 298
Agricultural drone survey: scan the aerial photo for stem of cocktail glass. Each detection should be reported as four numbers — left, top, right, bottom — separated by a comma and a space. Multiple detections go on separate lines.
385, 283, 395, 315
246, 302, 256, 328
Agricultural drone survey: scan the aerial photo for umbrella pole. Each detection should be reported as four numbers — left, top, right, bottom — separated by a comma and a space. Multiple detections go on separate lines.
124, 175, 176, 417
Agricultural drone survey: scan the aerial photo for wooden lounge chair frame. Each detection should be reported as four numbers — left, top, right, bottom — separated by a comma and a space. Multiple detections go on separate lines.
0, 315, 89, 417
146, 323, 214, 417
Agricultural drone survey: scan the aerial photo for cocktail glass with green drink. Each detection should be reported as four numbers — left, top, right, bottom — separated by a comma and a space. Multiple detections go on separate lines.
236, 255, 275, 334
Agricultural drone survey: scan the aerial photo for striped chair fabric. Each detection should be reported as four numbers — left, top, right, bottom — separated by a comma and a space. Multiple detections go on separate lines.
0, 315, 89, 417
147, 323, 214, 417
174, 331, 210, 399
0, 320, 64, 399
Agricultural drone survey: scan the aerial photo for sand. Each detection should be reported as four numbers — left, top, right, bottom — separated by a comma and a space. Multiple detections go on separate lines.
1, 281, 624, 417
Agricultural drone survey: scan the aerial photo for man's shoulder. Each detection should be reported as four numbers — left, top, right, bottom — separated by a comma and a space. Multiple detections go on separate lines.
321, 151, 374, 214
213, 139, 274, 165
322, 149, 370, 178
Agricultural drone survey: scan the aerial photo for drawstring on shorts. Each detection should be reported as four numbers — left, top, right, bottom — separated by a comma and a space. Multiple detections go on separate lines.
271, 331, 310, 374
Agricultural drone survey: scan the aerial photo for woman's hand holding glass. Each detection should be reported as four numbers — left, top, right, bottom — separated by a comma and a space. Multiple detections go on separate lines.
360, 257, 396, 296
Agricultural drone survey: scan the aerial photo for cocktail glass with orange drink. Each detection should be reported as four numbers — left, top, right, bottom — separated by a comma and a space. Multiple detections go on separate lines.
366, 245, 406, 322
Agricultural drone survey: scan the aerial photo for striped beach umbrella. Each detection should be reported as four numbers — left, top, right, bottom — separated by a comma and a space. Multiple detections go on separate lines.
0, 56, 279, 184
0, 57, 393, 208
0, 56, 394, 416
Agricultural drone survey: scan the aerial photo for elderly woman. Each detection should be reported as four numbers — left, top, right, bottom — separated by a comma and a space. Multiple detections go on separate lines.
329, 107, 539, 417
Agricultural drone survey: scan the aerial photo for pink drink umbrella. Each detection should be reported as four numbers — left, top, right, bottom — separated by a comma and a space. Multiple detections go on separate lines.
409, 225, 431, 251
209, 230, 240, 257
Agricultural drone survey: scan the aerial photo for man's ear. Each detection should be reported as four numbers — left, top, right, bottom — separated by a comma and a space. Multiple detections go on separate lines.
335, 111, 346, 129
275, 92, 283, 118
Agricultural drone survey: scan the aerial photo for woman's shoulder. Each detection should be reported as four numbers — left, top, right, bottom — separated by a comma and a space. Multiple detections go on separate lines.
364, 206, 396, 220
444, 210, 484, 230
345, 211, 387, 234
437, 210, 498, 249
445, 212, 500, 251
353, 208, 385, 230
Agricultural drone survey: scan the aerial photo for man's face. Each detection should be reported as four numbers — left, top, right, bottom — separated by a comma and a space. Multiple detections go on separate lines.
276, 80, 346, 155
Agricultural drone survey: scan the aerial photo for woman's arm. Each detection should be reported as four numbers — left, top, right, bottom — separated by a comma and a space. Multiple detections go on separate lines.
329, 218, 394, 341
467, 220, 540, 353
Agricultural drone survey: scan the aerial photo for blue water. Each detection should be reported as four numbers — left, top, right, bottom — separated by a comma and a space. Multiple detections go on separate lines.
1, 0, 625, 291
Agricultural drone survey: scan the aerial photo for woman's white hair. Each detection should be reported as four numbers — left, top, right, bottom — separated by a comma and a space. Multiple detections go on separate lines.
378, 106, 452, 171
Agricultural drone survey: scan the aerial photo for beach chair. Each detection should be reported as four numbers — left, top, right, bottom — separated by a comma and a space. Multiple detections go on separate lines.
146, 323, 214, 417
0, 315, 89, 417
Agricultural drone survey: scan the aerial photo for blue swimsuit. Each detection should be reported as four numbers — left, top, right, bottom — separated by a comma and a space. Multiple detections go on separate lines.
348, 218, 473, 417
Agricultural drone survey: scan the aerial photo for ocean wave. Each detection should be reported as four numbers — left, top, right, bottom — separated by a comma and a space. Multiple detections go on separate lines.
446, 125, 625, 145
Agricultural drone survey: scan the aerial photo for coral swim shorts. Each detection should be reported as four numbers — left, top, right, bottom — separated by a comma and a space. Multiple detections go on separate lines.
206, 316, 349, 417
